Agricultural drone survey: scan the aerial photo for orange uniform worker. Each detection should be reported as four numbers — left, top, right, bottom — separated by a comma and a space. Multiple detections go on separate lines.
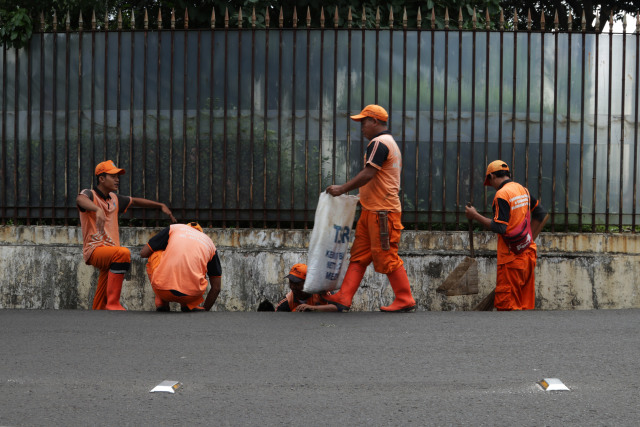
465, 160, 547, 311
275, 264, 338, 312
140, 222, 221, 312
76, 160, 177, 310
323, 105, 416, 312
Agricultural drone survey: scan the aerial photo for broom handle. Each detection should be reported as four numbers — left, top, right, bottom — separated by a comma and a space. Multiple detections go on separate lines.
468, 220, 475, 258
531, 213, 549, 241
466, 202, 475, 258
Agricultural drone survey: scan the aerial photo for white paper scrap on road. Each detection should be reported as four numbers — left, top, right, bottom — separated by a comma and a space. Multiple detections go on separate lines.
304, 192, 359, 294
538, 378, 570, 391
150, 380, 181, 393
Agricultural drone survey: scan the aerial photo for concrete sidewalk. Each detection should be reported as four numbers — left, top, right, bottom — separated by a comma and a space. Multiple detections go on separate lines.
1, 309, 638, 426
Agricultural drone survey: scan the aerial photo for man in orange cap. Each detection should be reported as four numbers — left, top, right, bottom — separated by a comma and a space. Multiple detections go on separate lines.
76, 160, 177, 310
140, 222, 221, 312
323, 104, 416, 312
465, 160, 547, 310
275, 263, 338, 312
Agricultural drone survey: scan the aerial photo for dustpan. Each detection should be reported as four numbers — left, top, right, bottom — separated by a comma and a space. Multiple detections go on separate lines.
473, 289, 495, 311
436, 218, 479, 296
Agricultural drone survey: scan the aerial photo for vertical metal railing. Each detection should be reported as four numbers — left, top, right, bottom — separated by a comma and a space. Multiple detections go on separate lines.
39, 15, 46, 222
412, 8, 422, 230
2, 43, 7, 224
483, 13, 491, 212
592, 19, 600, 231
634, 17, 640, 232
578, 15, 586, 231
564, 16, 572, 232
619, 16, 627, 231
428, 12, 435, 231
1, 6, 639, 232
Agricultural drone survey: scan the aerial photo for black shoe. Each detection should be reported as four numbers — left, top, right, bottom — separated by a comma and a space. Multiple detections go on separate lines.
379, 305, 416, 313
156, 305, 170, 312
327, 301, 351, 312
257, 300, 275, 312
321, 295, 351, 312
181, 306, 205, 312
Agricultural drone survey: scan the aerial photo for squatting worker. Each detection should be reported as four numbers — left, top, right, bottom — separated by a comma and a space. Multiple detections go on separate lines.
323, 104, 416, 312
275, 263, 338, 312
465, 160, 547, 310
77, 160, 177, 310
140, 222, 221, 312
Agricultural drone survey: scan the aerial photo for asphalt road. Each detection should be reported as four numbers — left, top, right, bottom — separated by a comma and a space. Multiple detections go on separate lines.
1, 309, 638, 426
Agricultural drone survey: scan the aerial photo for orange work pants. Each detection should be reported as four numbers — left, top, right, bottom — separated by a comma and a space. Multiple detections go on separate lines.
87, 246, 131, 310
146, 251, 204, 310
495, 248, 537, 311
349, 210, 404, 274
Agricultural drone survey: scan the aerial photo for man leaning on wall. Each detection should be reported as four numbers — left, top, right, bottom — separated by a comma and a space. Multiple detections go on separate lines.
76, 160, 177, 310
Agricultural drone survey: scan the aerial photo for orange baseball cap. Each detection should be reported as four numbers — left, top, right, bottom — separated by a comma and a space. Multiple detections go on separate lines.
95, 160, 125, 176
187, 222, 203, 232
350, 104, 389, 122
286, 263, 307, 283
484, 160, 509, 185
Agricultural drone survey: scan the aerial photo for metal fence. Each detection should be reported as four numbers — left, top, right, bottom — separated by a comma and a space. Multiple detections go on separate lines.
1, 8, 640, 231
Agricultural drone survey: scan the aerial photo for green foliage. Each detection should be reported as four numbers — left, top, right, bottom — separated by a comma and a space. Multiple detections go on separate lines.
500, 0, 637, 32
0, 0, 636, 49
0, 6, 32, 49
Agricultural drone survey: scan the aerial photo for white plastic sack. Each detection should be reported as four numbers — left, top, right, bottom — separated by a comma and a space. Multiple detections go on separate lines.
304, 192, 360, 294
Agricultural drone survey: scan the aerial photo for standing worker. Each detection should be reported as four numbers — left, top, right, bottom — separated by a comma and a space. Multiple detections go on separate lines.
465, 160, 547, 310
323, 104, 416, 312
140, 222, 221, 312
76, 160, 177, 310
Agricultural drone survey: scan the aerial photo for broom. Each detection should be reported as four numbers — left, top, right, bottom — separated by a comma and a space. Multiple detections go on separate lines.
436, 203, 479, 296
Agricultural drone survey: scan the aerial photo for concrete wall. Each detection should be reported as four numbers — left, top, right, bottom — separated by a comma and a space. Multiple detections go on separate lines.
1, 225, 639, 311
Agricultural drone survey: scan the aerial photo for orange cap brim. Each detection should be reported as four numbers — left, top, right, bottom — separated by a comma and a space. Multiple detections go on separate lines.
286, 274, 304, 283
97, 168, 125, 175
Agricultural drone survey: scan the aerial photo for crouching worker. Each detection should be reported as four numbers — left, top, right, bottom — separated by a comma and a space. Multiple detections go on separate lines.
140, 222, 221, 312
77, 160, 177, 310
275, 264, 338, 312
